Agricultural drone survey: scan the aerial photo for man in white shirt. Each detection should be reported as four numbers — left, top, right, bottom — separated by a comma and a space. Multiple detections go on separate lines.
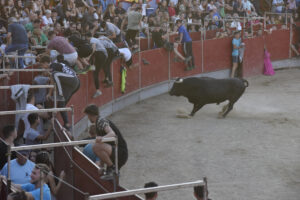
273, 0, 285, 13
42, 10, 53, 26
242, 0, 255, 14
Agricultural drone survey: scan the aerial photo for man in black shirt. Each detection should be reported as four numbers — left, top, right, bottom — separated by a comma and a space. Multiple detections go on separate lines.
84, 104, 128, 179
0, 125, 17, 169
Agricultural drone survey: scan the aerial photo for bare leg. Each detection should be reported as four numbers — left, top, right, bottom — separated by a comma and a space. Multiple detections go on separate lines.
92, 143, 113, 167
231, 63, 238, 78
190, 104, 203, 116
75, 59, 84, 69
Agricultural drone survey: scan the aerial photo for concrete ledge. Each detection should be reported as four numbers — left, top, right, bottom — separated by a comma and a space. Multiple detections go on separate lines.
74, 69, 230, 138
272, 58, 300, 69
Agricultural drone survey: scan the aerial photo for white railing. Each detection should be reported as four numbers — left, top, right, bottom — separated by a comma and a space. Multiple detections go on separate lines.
88, 179, 207, 200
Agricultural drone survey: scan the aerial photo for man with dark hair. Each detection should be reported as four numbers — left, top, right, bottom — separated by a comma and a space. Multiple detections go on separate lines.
5, 17, 29, 68
100, 21, 122, 43
144, 182, 158, 200
24, 113, 53, 145
176, 19, 195, 71
194, 185, 211, 200
83, 104, 128, 179
0, 125, 17, 169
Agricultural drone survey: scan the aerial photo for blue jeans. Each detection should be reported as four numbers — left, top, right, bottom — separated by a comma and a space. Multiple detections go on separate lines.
5, 43, 28, 68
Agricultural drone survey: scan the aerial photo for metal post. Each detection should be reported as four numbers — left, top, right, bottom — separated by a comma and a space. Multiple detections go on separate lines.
71, 106, 75, 136
138, 29, 142, 102
289, 16, 292, 58
203, 177, 208, 200
7, 145, 11, 193
54, 85, 57, 109
40, 169, 44, 200
201, 30, 204, 73
147, 28, 150, 50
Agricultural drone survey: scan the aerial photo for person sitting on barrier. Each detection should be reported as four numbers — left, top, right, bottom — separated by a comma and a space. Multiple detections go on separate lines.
85, 32, 108, 98
35, 151, 66, 199
2, 163, 52, 200
231, 31, 242, 78
47, 31, 84, 70
84, 104, 128, 180
40, 55, 80, 130
194, 185, 211, 200
5, 17, 29, 69
144, 182, 158, 200
176, 19, 195, 71
0, 125, 17, 169
24, 113, 54, 145
83, 125, 101, 165
0, 148, 35, 184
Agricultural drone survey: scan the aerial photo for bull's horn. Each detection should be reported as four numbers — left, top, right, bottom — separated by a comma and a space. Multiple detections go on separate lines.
175, 78, 183, 83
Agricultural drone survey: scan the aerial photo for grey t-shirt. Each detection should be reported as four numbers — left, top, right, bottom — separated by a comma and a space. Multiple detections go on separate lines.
90, 37, 108, 57
105, 22, 121, 36
127, 11, 142, 30
24, 127, 41, 145
98, 36, 119, 53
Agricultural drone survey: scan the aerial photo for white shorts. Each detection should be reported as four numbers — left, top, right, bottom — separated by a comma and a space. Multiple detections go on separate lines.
63, 52, 78, 66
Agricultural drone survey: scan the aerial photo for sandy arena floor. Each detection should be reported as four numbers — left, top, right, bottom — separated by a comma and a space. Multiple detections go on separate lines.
105, 69, 300, 200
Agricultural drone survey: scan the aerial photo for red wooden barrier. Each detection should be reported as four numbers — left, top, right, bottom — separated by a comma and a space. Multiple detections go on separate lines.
242, 36, 265, 77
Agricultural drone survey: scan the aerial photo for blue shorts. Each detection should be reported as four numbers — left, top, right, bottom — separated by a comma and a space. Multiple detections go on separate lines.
232, 55, 239, 63
83, 143, 100, 162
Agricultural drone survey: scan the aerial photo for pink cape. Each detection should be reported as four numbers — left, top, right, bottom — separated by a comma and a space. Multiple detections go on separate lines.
264, 50, 275, 76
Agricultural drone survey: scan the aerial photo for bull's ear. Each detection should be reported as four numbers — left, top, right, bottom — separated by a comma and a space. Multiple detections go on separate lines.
175, 78, 183, 83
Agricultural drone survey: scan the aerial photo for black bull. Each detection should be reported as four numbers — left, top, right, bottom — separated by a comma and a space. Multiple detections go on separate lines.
169, 77, 249, 118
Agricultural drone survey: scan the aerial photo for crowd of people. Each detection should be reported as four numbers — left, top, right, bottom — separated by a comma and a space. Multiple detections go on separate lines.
0, 0, 300, 199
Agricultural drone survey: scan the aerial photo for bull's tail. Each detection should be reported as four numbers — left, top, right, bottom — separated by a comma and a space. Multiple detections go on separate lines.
242, 79, 249, 87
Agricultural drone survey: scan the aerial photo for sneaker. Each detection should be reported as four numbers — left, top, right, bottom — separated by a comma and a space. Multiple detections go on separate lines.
104, 80, 113, 88
142, 58, 150, 65
184, 56, 192, 64
93, 90, 102, 98
184, 66, 192, 71
100, 166, 115, 180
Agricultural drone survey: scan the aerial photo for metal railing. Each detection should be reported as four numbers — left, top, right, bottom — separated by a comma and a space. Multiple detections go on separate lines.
88, 179, 207, 200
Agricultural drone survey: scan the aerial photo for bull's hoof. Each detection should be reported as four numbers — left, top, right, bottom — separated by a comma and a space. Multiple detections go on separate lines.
218, 112, 225, 119
222, 105, 228, 113
176, 114, 192, 119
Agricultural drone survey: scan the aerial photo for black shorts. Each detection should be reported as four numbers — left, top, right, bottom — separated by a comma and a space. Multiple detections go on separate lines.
125, 58, 133, 67
232, 55, 239, 63
111, 146, 128, 170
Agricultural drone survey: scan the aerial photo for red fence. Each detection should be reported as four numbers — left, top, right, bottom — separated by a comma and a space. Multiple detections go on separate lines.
0, 28, 294, 134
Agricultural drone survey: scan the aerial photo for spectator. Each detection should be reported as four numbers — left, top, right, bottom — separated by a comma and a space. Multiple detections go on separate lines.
85, 32, 108, 98
83, 125, 101, 163
31, 28, 48, 46
231, 31, 241, 77
287, 0, 297, 13
84, 104, 128, 179
8, 163, 52, 200
100, 21, 122, 43
193, 185, 211, 200
98, 36, 120, 87
42, 10, 54, 27
5, 17, 29, 69
115, 2, 126, 18
0, 149, 35, 184
144, 182, 158, 200
168, 2, 176, 21
47, 31, 81, 68
176, 19, 195, 71
272, 0, 285, 13
24, 113, 53, 145
103, 4, 116, 21
29, 150, 39, 163
23, 90, 48, 136
35, 151, 66, 199
0, 125, 17, 169
242, 0, 255, 15
122, 6, 143, 51
40, 55, 80, 130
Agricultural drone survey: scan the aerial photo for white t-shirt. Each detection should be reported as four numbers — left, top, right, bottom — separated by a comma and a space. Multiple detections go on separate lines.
242, 0, 253, 11
273, 0, 284, 12
119, 48, 131, 62
231, 21, 242, 31
42, 16, 53, 26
